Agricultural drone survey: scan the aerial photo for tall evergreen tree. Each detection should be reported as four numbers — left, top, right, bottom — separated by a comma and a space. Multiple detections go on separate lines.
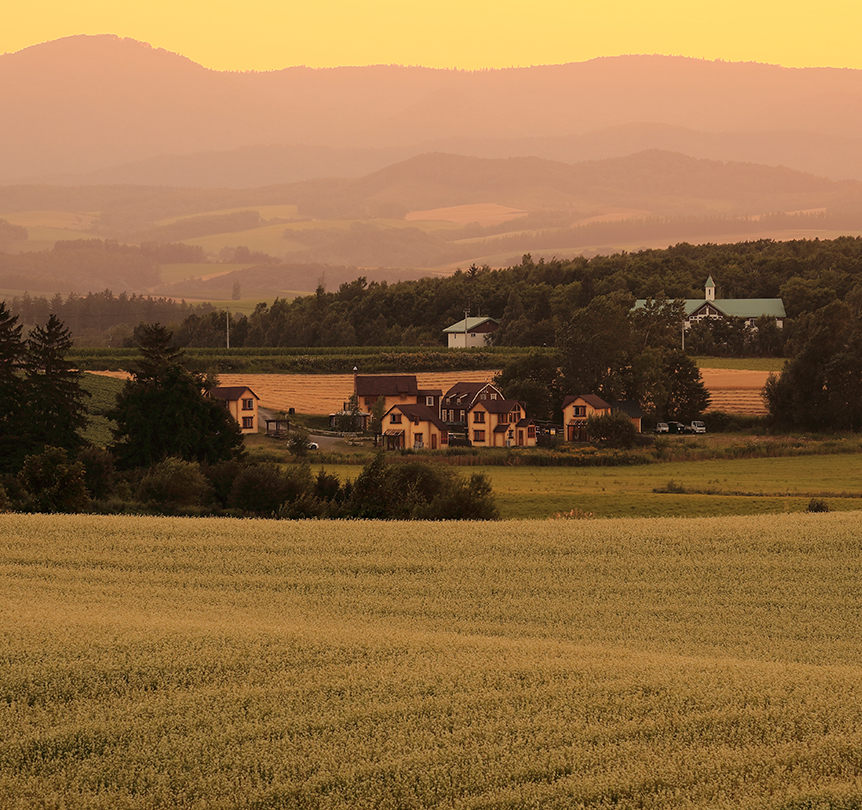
0, 302, 28, 471
108, 323, 245, 468
24, 313, 89, 455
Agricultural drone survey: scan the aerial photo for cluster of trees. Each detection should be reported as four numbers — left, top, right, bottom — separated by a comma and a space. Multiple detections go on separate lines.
493, 293, 710, 424
171, 237, 862, 355
0, 315, 497, 518
5, 290, 217, 345
0, 304, 89, 473
764, 301, 862, 432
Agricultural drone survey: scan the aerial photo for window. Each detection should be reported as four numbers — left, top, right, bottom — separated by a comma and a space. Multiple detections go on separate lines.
242, 417, 254, 429
573, 405, 586, 417
426, 396, 435, 406
390, 413, 402, 423
473, 411, 485, 423
479, 393, 487, 400
441, 432, 448, 444
242, 398, 254, 410
527, 426, 536, 438
473, 430, 485, 442
490, 393, 497, 400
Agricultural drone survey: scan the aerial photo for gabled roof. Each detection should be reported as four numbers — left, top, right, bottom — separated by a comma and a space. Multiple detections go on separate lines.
689, 298, 787, 319
475, 398, 523, 414
355, 374, 418, 397
562, 394, 611, 410
443, 317, 500, 334
633, 297, 786, 319
387, 403, 448, 431
208, 386, 259, 401
443, 381, 502, 402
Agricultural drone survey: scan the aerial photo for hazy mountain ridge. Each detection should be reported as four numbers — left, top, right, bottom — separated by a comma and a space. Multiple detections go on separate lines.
3, 35, 862, 183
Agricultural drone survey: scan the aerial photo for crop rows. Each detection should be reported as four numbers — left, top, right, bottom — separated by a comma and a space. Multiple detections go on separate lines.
1, 512, 861, 808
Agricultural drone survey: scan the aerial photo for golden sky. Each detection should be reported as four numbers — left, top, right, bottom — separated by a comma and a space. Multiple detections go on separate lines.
4, 0, 860, 71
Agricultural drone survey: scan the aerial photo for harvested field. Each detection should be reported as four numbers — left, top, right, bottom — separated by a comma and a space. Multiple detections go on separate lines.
90, 367, 772, 415
700, 368, 771, 415
90, 370, 501, 415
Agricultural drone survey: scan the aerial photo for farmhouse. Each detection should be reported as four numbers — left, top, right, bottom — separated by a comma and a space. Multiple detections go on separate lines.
441, 381, 504, 425
443, 316, 500, 348
468, 398, 537, 448
381, 403, 449, 451
562, 394, 643, 441
635, 276, 786, 330
353, 373, 440, 412
207, 386, 259, 434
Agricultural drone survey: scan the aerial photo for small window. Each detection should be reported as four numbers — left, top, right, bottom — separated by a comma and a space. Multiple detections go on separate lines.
473, 411, 485, 423
527, 426, 536, 438
490, 393, 497, 400
473, 430, 485, 442
390, 413, 402, 423
242, 417, 254, 429
479, 393, 487, 400
441, 432, 448, 444
573, 405, 586, 417
426, 396, 435, 406
242, 398, 254, 410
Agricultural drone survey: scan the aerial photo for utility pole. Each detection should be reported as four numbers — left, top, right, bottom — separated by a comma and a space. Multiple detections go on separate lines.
463, 309, 469, 349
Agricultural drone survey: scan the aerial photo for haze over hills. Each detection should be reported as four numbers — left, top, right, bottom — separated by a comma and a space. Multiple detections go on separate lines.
3, 34, 862, 184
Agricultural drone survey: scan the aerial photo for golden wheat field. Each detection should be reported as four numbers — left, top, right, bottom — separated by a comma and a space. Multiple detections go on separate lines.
91, 367, 769, 415
2, 512, 861, 809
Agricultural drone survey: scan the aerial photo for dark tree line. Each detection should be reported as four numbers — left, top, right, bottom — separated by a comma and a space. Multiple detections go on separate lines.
171, 237, 862, 354
6, 290, 216, 344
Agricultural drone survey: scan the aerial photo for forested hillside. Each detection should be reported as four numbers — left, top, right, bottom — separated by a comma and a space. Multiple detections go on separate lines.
172, 237, 862, 351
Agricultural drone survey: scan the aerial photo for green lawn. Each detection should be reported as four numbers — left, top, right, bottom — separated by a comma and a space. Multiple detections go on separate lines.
320, 452, 862, 519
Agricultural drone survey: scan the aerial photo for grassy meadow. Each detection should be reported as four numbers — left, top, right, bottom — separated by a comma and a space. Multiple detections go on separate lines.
2, 511, 861, 809
314, 450, 862, 519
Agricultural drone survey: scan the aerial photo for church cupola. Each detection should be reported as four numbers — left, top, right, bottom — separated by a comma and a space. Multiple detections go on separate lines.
705, 276, 716, 302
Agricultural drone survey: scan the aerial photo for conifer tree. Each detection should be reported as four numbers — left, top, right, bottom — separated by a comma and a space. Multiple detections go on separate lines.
24, 313, 89, 455
0, 302, 28, 471
109, 323, 245, 468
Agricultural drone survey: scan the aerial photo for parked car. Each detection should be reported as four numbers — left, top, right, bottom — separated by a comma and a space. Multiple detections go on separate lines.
666, 421, 692, 434
690, 421, 707, 434
654, 422, 669, 434
308, 441, 319, 450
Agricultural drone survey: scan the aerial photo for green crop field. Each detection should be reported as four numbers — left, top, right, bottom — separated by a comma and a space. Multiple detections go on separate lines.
319, 451, 862, 519
2, 512, 861, 809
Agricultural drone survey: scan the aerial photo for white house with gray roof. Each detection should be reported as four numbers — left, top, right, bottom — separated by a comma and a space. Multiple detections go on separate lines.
443, 316, 500, 348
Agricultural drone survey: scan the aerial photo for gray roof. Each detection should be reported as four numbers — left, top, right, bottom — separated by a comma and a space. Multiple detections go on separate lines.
634, 298, 786, 319
443, 317, 499, 334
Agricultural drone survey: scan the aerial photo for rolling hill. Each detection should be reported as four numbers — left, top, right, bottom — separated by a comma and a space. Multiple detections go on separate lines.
3, 35, 862, 185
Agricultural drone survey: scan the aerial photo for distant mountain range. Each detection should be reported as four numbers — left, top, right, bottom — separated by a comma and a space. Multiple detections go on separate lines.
3, 35, 862, 185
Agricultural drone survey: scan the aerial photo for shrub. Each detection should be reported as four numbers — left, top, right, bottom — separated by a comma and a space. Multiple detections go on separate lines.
137, 458, 211, 510
586, 410, 638, 449
17, 446, 91, 513
77, 446, 115, 500
806, 498, 830, 513
229, 463, 311, 516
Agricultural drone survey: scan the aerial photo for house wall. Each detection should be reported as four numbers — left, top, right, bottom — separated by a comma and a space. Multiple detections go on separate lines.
235, 389, 258, 434
468, 402, 535, 447
383, 410, 448, 450
562, 398, 609, 442
448, 330, 492, 349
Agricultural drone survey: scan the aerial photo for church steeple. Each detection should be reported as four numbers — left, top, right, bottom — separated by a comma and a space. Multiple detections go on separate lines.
705, 276, 716, 302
